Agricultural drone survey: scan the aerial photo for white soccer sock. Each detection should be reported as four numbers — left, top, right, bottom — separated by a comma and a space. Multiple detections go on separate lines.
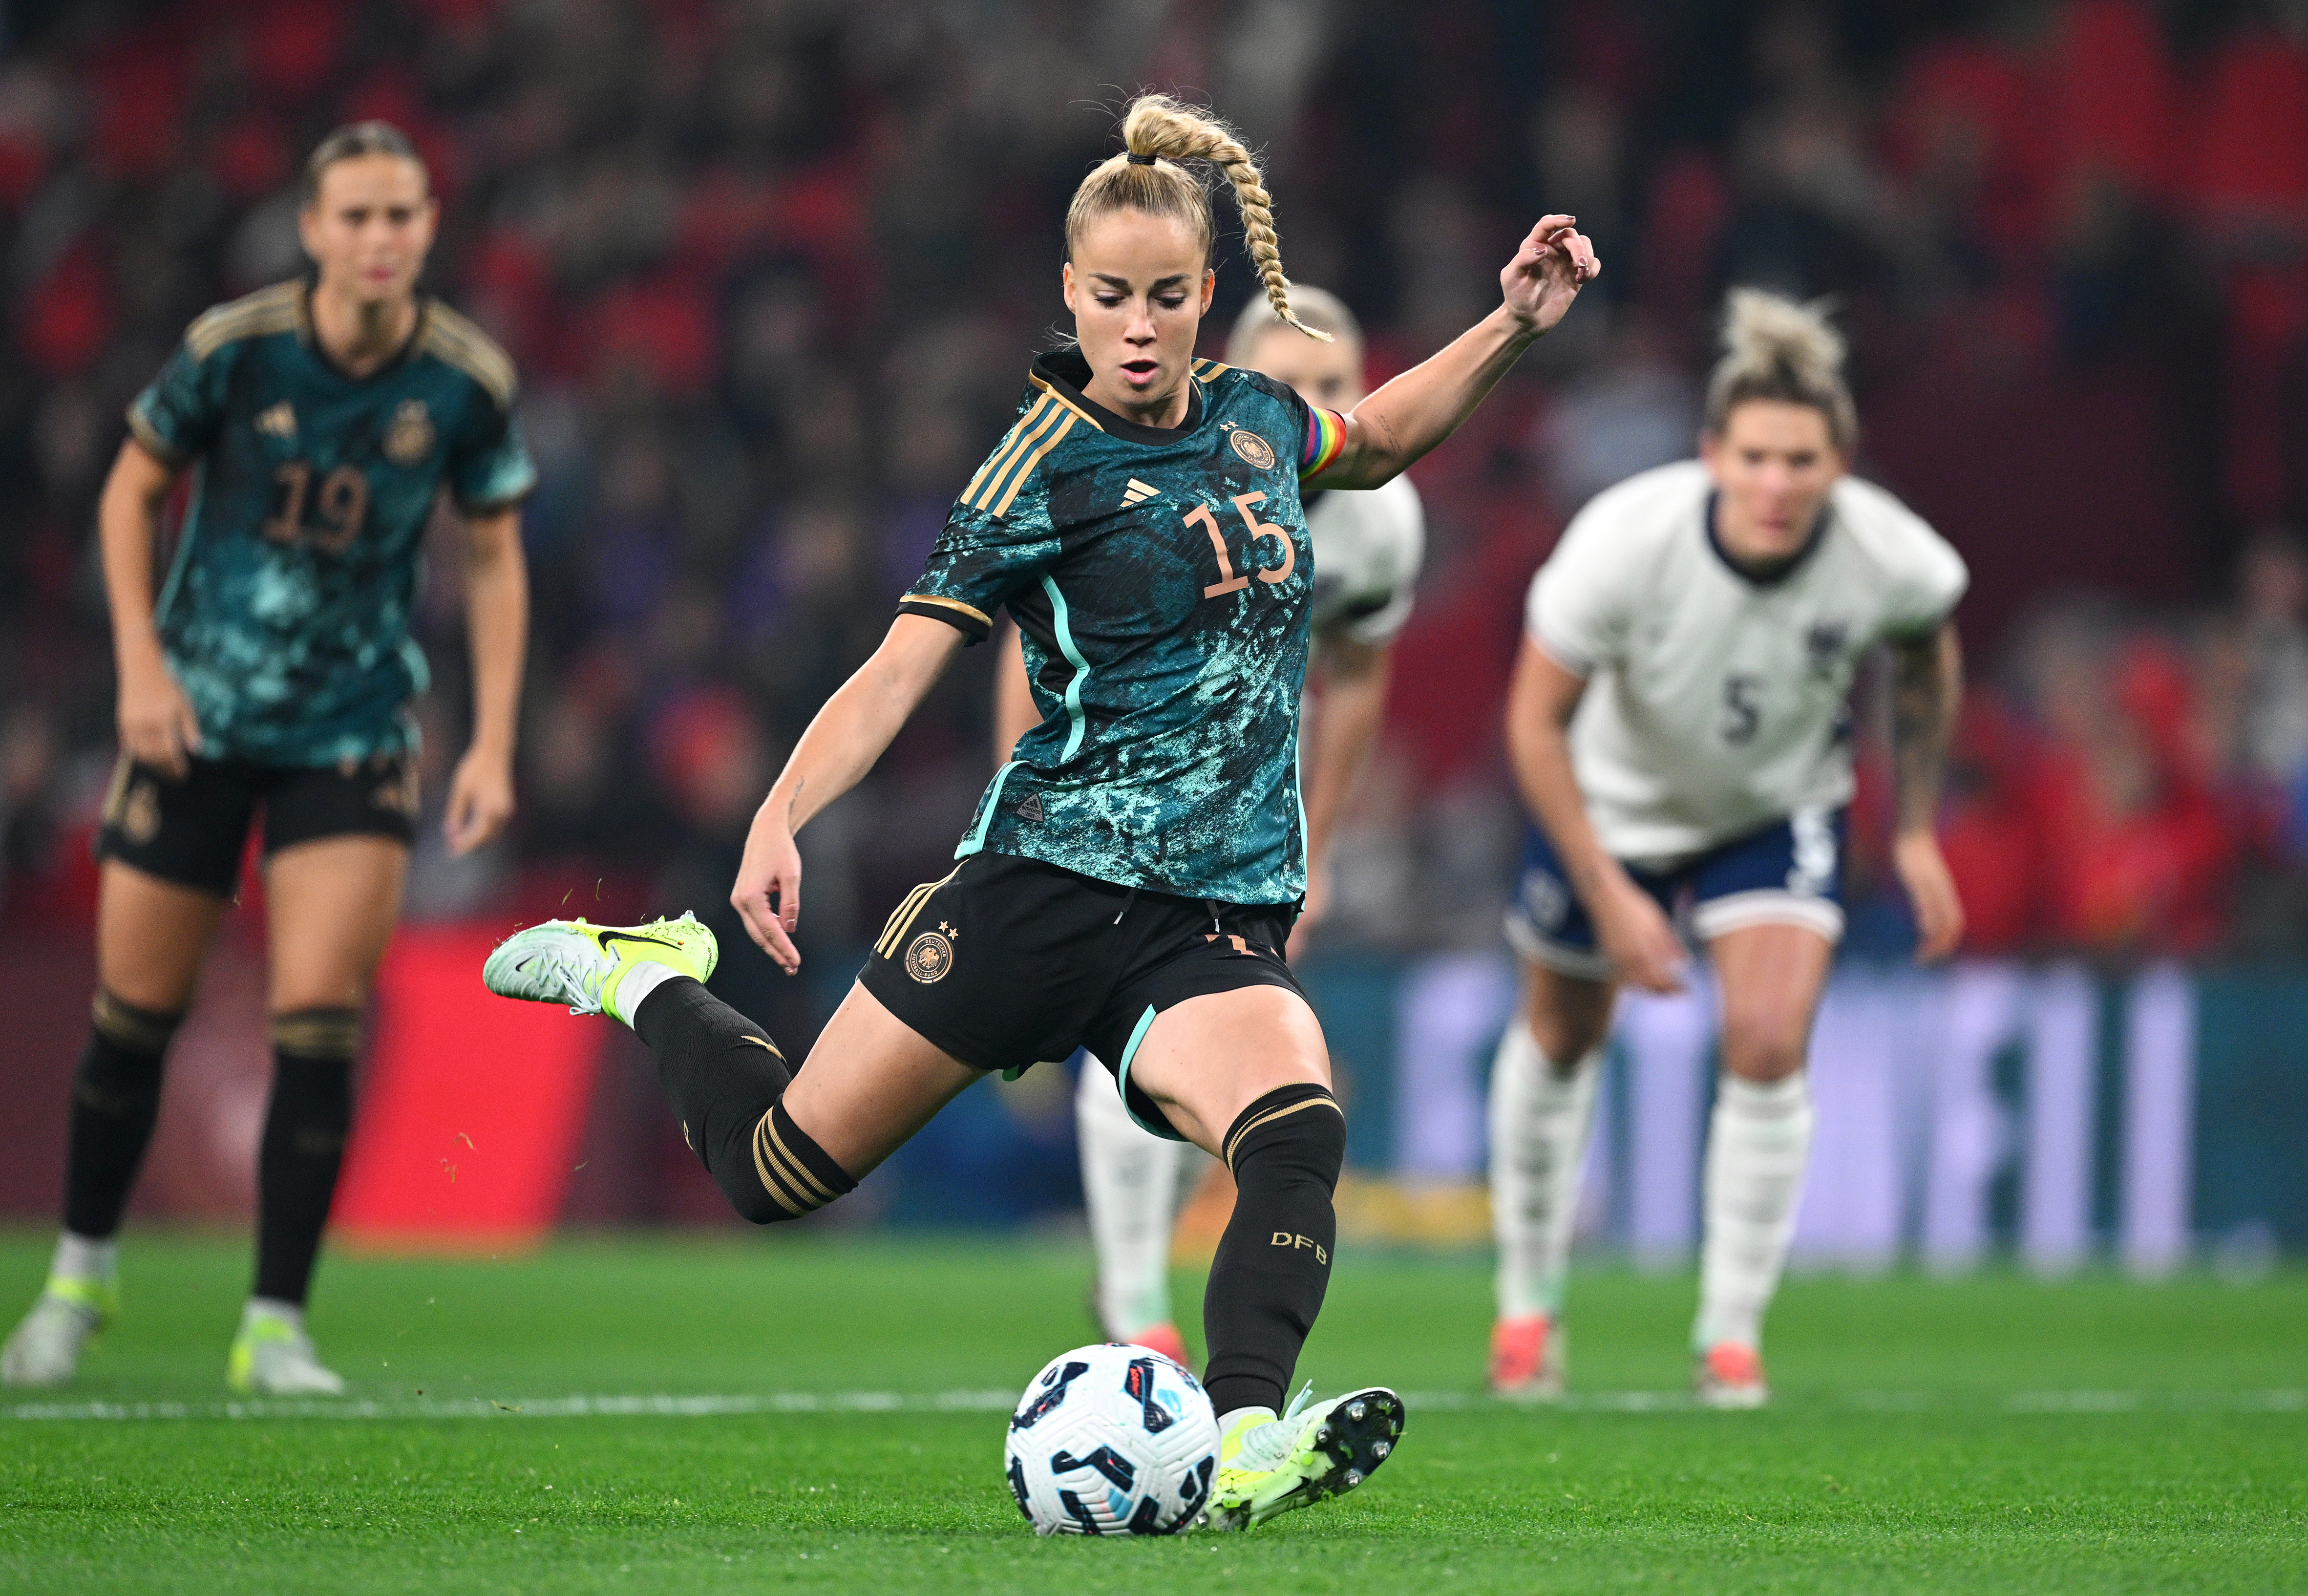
1076, 1055, 1198, 1338
50, 1232, 117, 1285
1488, 1021, 1603, 1321
244, 1297, 304, 1331
608, 959, 684, 1027
1694, 1072, 1814, 1353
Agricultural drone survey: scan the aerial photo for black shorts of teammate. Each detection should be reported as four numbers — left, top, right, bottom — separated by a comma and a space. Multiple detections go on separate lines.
859, 851, 1304, 1142
94, 750, 421, 897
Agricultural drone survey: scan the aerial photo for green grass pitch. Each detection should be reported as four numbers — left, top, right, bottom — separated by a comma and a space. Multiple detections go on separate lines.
1, 1232, 2301, 1594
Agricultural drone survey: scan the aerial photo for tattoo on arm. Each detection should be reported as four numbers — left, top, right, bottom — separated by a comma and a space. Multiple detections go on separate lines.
1889, 626, 1960, 833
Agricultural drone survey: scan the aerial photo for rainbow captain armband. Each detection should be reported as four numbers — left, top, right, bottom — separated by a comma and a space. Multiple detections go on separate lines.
1299, 406, 1347, 483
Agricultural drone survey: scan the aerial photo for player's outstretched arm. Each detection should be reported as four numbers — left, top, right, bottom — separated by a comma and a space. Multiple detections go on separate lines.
733, 615, 968, 972
1506, 638, 1686, 994
1314, 215, 1599, 491
445, 506, 528, 856
1889, 621, 1966, 963
98, 440, 204, 779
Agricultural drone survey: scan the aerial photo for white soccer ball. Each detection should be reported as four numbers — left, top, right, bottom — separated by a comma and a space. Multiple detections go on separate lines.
1003, 1343, 1222, 1536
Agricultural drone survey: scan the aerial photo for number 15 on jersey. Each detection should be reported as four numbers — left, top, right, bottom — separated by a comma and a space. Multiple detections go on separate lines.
1190, 493, 1295, 599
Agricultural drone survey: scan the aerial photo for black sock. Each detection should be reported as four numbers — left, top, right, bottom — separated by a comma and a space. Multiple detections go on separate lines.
631, 977, 855, 1224
254, 1009, 360, 1305
61, 992, 183, 1238
1202, 1083, 1346, 1418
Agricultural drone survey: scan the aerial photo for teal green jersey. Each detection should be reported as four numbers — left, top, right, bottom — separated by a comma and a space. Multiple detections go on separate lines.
126, 280, 536, 765
899, 349, 1347, 906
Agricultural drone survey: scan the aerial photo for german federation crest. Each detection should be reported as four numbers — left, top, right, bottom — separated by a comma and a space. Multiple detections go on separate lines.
905, 927, 954, 983
383, 399, 435, 467
1228, 426, 1276, 469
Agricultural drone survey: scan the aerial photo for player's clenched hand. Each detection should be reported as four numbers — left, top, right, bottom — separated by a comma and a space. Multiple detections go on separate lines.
1501, 213, 1600, 338
1592, 870, 1687, 994
444, 745, 514, 856
1894, 829, 1965, 964
117, 649, 203, 780
732, 800, 804, 975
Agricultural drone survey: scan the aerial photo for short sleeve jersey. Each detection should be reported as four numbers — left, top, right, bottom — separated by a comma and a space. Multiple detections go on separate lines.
127, 280, 537, 765
901, 349, 1347, 905
1305, 472, 1424, 648
1526, 459, 1968, 865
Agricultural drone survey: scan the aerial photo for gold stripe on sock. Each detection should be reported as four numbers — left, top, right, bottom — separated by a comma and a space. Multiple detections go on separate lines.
764, 1113, 838, 1204
90, 990, 181, 1054
268, 1009, 364, 1060
1223, 1094, 1342, 1172
750, 1117, 812, 1216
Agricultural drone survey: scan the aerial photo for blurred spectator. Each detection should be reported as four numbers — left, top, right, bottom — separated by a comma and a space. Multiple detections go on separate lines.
0, 0, 2301, 963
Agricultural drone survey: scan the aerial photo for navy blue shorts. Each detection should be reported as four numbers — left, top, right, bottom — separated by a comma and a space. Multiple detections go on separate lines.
1503, 808, 1846, 981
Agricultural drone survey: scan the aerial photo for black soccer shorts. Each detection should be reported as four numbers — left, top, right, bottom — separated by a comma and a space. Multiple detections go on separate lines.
94, 749, 421, 896
858, 851, 1305, 1141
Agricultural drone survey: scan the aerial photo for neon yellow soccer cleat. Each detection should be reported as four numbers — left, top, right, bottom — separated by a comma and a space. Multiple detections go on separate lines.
482, 912, 719, 1024
228, 1310, 344, 1396
1202, 1383, 1405, 1531
1, 1275, 118, 1389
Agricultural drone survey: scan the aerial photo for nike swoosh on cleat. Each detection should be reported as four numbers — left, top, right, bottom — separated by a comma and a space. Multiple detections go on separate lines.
599, 930, 680, 955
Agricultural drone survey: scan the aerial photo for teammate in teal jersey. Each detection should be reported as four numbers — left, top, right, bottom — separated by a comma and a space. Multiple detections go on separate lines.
2, 124, 534, 1396
483, 93, 1594, 1530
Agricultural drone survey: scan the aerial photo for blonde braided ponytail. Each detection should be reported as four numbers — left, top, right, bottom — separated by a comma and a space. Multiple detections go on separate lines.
1065, 93, 1331, 344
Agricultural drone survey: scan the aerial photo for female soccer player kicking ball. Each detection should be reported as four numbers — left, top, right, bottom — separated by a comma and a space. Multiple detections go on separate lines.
484, 94, 1593, 1529
1487, 291, 1966, 1407
3, 124, 533, 1394
990, 286, 1426, 1366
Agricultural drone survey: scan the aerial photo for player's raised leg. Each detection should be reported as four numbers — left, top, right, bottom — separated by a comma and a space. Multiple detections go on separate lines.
484, 910, 974, 1221
1075, 1055, 1196, 1362
1124, 985, 1403, 1530
1691, 921, 1833, 1408
227, 835, 407, 1395
2, 861, 223, 1388
1488, 958, 1612, 1398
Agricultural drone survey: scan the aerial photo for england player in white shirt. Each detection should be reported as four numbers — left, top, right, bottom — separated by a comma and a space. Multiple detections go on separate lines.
995, 286, 1426, 1366
1490, 291, 1968, 1406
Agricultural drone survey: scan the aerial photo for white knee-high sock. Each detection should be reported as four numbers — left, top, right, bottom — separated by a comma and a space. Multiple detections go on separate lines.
1488, 1021, 1603, 1321
1076, 1056, 1198, 1338
1695, 1072, 1814, 1352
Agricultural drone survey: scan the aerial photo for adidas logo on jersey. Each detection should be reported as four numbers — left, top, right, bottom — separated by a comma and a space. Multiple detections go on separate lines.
1120, 478, 1161, 507
254, 402, 296, 440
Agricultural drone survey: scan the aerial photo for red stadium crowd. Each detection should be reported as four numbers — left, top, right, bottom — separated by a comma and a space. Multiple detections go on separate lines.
2, 0, 2306, 959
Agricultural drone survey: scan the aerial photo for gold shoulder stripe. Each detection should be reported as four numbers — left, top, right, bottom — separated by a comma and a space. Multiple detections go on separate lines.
1194, 358, 1231, 380
185, 281, 303, 361
420, 304, 520, 409
963, 395, 1053, 503
989, 413, 1076, 518
968, 399, 1070, 513
1026, 373, 1106, 433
